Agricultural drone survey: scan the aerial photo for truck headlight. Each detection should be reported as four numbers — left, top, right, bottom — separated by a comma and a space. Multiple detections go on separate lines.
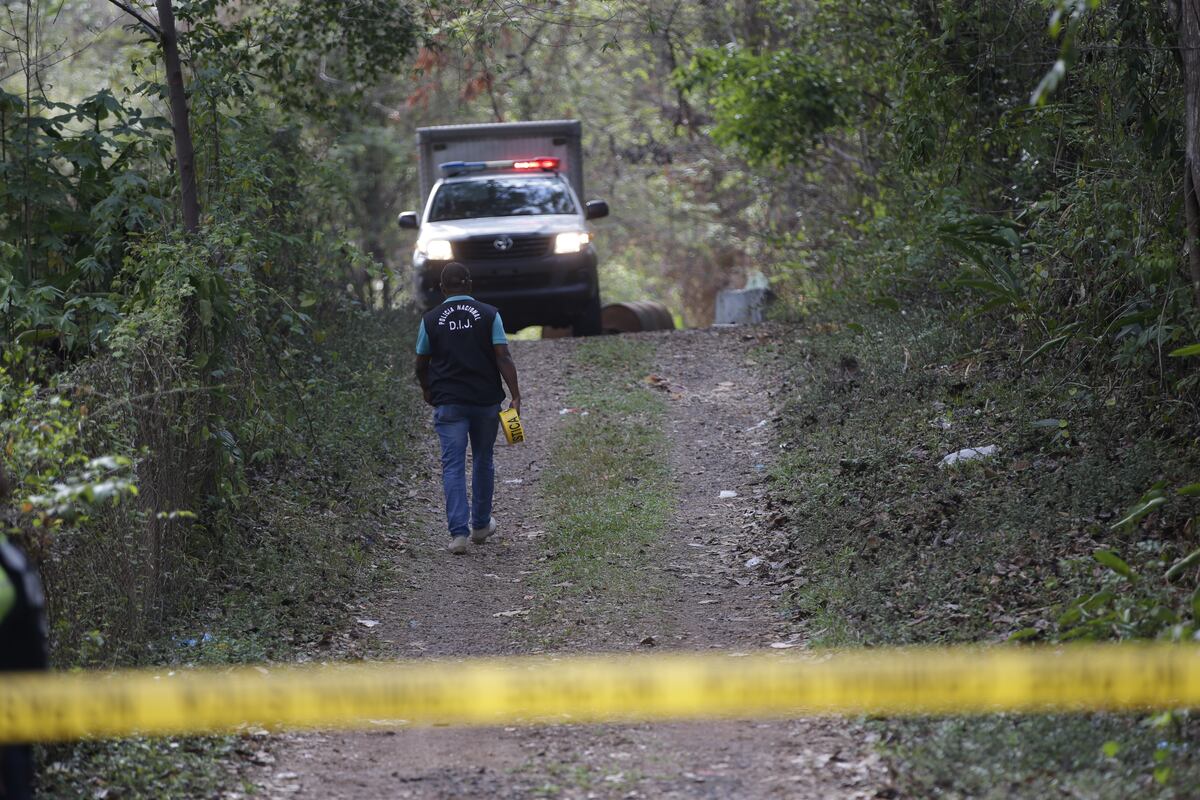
420, 239, 453, 261
554, 232, 590, 254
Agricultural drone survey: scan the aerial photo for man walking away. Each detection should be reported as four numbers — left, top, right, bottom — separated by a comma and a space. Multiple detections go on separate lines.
415, 263, 522, 554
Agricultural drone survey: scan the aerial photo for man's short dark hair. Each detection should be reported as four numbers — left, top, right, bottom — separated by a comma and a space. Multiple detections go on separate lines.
440, 262, 471, 291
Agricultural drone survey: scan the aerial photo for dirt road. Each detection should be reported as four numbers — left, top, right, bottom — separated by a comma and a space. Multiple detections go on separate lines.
257, 328, 890, 799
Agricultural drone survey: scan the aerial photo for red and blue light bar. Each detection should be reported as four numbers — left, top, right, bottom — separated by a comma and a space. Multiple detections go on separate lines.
439, 157, 560, 175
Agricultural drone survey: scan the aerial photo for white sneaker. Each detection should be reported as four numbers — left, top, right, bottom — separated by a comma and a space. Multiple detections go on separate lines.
470, 517, 497, 544
447, 535, 469, 554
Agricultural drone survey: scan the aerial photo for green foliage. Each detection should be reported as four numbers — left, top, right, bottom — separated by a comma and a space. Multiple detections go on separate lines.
681, 0, 1197, 394
677, 47, 846, 166
0, 86, 168, 354
1051, 475, 1200, 643
887, 713, 1200, 799
24, 456, 137, 522
120, 0, 424, 117
38, 736, 243, 800
772, 304, 1200, 648
0, 0, 421, 670
1053, 542, 1200, 643
1031, 0, 1102, 105
0, 359, 136, 530
775, 306, 1200, 793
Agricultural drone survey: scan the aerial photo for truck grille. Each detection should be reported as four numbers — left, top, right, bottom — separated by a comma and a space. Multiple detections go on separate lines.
473, 272, 554, 291
457, 235, 553, 261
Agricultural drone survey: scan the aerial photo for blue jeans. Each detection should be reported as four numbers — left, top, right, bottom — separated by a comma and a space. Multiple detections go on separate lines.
433, 403, 501, 538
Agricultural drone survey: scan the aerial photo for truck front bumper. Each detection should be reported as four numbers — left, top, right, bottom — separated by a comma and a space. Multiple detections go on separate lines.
414, 249, 598, 332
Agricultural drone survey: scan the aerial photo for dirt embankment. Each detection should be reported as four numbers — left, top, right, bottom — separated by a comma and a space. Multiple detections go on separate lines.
255, 328, 890, 800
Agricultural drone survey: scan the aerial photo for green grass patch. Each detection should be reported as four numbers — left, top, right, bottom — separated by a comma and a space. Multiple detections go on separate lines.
38, 737, 251, 800
770, 305, 1200, 796
884, 714, 1192, 799
511, 759, 641, 797
536, 337, 672, 609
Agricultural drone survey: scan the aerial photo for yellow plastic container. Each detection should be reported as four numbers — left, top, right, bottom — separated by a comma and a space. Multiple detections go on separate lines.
499, 408, 525, 444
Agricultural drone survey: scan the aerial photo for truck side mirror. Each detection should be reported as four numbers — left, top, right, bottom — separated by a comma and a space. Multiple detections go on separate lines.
397, 211, 419, 229
585, 200, 609, 220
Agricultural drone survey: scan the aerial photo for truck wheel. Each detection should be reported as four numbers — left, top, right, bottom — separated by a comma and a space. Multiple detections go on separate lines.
572, 298, 603, 337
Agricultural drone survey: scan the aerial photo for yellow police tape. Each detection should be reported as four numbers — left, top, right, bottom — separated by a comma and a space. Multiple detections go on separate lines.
500, 407, 524, 444
2, 644, 1199, 743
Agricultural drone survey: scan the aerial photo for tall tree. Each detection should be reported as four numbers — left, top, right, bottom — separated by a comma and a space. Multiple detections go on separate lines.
154, 0, 199, 232
107, 0, 200, 231
1175, 0, 1200, 305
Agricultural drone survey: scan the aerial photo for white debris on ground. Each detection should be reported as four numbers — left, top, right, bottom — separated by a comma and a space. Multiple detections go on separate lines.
938, 445, 999, 468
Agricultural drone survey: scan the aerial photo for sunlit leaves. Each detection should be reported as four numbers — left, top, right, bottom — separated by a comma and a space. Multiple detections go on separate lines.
0, 85, 166, 355
1111, 483, 1169, 531
676, 46, 847, 166
1164, 548, 1200, 582
255, 0, 422, 114
1031, 0, 1102, 105
1093, 549, 1138, 581
1168, 344, 1200, 358
1031, 58, 1067, 107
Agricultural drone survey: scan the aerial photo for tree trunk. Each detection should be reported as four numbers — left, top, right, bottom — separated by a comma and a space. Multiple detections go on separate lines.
1186, 169, 1200, 306
156, 0, 200, 232
1178, 0, 1200, 305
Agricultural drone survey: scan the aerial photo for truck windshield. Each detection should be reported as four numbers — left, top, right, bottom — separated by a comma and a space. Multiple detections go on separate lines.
429, 177, 576, 221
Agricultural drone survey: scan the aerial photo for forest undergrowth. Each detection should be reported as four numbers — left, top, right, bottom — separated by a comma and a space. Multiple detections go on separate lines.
768, 303, 1200, 796
34, 310, 422, 799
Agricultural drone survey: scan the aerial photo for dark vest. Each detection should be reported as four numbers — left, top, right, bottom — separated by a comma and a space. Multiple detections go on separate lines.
423, 298, 505, 407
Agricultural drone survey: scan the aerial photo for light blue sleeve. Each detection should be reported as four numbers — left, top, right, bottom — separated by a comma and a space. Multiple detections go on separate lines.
492, 314, 508, 345
415, 320, 431, 355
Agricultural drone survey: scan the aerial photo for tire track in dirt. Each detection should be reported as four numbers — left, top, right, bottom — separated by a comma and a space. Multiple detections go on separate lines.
256, 329, 889, 799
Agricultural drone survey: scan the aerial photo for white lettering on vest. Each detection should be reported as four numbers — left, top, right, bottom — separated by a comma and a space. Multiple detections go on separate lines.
437, 303, 484, 327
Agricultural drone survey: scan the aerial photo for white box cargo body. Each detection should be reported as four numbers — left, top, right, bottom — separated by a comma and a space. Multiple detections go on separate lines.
415, 120, 584, 211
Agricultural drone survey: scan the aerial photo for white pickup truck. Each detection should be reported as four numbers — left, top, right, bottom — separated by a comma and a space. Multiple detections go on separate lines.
397, 120, 609, 335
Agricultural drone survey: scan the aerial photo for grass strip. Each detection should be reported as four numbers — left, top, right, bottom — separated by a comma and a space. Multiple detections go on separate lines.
537, 337, 672, 602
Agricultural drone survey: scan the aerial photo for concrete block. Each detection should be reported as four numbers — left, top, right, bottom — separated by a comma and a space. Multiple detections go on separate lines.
714, 288, 774, 325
